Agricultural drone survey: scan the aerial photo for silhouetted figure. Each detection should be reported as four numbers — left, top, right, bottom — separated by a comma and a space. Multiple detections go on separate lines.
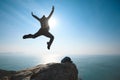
23, 6, 54, 50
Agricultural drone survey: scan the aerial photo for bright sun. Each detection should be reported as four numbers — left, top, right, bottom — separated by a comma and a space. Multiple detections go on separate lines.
49, 17, 57, 28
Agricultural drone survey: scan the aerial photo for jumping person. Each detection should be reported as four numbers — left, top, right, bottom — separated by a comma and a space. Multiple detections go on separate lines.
23, 6, 54, 50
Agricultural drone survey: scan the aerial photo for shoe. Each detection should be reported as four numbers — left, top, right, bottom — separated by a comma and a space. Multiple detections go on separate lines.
23, 34, 32, 39
47, 42, 51, 50
23, 35, 27, 39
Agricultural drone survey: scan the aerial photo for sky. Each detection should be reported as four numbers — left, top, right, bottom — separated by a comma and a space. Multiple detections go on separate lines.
0, 0, 120, 55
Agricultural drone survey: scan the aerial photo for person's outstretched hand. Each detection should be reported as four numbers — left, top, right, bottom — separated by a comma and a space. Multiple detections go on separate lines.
52, 6, 54, 10
31, 12, 34, 16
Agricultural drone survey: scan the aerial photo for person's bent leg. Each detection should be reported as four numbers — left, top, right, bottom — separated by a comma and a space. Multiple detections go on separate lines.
44, 32, 54, 49
23, 32, 40, 39
23, 34, 34, 39
49, 35, 54, 45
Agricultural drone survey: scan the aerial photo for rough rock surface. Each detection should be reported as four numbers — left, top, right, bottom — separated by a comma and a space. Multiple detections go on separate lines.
0, 57, 79, 80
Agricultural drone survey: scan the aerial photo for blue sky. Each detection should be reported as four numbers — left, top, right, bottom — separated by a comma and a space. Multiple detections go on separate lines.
0, 0, 120, 55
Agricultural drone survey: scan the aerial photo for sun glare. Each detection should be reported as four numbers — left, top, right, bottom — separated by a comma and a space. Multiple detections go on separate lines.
49, 17, 57, 28
40, 54, 62, 64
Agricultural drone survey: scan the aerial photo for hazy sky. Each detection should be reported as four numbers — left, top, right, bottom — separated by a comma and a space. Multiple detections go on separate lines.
0, 0, 120, 55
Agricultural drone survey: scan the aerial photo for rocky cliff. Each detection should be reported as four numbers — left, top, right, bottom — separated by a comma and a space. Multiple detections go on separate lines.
0, 57, 79, 80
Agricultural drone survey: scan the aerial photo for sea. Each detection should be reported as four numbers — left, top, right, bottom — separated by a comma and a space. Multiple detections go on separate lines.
0, 53, 120, 80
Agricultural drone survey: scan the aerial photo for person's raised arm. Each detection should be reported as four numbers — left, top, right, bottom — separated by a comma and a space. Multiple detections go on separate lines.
31, 12, 40, 21
47, 6, 54, 19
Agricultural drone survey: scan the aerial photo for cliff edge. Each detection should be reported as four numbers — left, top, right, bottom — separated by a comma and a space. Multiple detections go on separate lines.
0, 57, 79, 80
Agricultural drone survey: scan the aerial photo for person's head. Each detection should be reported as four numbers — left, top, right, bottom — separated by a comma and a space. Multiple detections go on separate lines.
42, 15, 46, 19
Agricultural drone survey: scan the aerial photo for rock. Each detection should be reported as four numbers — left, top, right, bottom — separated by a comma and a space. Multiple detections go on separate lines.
0, 69, 16, 80
0, 57, 79, 80
61, 56, 73, 63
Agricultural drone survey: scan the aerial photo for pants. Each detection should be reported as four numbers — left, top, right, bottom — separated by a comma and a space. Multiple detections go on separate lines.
23, 28, 54, 47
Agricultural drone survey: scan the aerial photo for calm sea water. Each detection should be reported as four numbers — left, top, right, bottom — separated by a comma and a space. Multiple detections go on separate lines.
0, 53, 120, 80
